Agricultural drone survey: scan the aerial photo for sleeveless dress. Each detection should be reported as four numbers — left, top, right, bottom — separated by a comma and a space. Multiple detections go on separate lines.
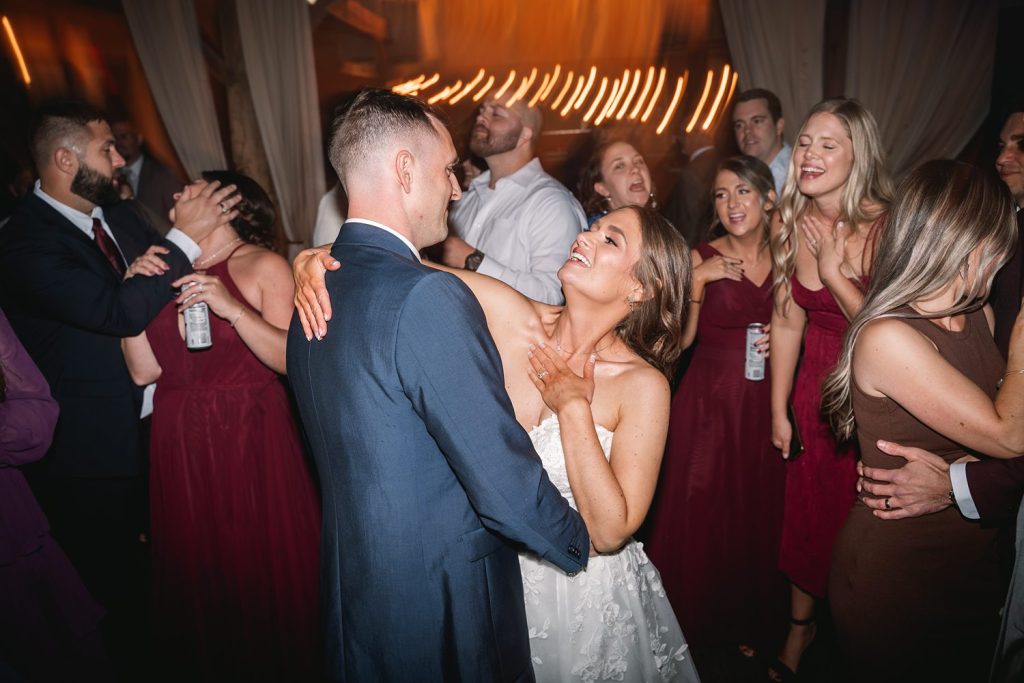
520, 415, 701, 682
646, 243, 787, 650
777, 274, 862, 598
147, 252, 322, 680
829, 308, 1011, 682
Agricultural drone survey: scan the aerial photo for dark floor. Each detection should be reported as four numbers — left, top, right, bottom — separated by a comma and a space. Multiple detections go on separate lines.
691, 604, 846, 683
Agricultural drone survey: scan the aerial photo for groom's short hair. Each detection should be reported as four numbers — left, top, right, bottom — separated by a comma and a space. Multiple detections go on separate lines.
328, 89, 444, 189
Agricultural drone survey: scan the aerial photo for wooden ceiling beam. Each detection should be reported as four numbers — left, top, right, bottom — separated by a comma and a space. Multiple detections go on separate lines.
327, 0, 388, 41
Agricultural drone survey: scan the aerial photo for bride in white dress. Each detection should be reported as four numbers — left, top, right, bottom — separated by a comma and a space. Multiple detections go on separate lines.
295, 204, 700, 682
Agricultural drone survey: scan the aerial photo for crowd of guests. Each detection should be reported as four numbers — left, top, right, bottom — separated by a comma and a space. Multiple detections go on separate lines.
0, 83, 1022, 683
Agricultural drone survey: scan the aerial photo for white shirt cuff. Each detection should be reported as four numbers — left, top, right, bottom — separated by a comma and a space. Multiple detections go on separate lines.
949, 462, 980, 519
166, 228, 201, 264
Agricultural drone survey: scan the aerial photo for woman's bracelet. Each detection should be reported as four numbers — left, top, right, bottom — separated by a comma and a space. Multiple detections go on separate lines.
997, 368, 1024, 389
688, 297, 704, 305
230, 307, 246, 328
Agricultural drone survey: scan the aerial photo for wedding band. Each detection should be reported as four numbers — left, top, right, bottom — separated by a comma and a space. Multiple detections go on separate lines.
808, 239, 817, 247
884, 497, 892, 510
219, 202, 228, 214
537, 371, 548, 380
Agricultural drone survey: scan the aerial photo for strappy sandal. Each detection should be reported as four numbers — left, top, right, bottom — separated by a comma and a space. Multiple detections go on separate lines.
736, 643, 799, 682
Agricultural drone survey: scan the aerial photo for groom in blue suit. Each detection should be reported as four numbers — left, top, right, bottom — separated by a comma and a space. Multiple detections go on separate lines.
287, 90, 589, 682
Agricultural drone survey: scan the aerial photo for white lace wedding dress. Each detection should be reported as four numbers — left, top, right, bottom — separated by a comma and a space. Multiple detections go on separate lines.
520, 415, 700, 682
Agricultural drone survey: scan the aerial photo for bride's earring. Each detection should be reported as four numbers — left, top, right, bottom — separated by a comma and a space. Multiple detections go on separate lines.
648, 191, 657, 210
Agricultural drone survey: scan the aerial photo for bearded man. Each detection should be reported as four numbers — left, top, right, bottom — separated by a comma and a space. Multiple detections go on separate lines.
0, 102, 237, 650
440, 98, 585, 304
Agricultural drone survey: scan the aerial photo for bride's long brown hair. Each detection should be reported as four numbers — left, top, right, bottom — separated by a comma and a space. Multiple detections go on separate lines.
611, 205, 692, 379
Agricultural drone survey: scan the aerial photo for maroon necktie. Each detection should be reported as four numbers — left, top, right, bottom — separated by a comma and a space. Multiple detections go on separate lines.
92, 217, 126, 276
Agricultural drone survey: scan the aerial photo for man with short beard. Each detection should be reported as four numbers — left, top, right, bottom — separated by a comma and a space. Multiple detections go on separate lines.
441, 98, 585, 304
0, 102, 238, 657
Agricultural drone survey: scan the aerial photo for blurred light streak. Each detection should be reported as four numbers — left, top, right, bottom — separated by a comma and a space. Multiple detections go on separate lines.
640, 67, 667, 122
720, 70, 739, 124
3, 17, 30, 86
528, 72, 552, 107
560, 75, 585, 117
428, 80, 462, 105
472, 74, 496, 102
493, 70, 516, 100
573, 66, 597, 110
420, 73, 440, 91
582, 77, 609, 123
507, 67, 537, 106
656, 76, 687, 135
701, 64, 731, 130
684, 70, 714, 133
629, 67, 655, 120
538, 64, 561, 102
392, 74, 426, 94
615, 69, 642, 120
594, 78, 621, 126
605, 69, 630, 119
449, 69, 486, 105
550, 70, 575, 110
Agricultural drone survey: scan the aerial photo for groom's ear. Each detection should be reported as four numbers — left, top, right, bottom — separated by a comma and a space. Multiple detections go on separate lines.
395, 149, 415, 194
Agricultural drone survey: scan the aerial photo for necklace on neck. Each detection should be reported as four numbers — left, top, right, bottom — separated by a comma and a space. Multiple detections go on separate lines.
194, 237, 242, 269
554, 332, 615, 358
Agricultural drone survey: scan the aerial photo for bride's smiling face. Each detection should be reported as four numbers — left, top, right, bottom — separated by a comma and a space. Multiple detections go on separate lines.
559, 208, 644, 304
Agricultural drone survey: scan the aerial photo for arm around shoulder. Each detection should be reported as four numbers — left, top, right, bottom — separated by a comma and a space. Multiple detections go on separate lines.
395, 273, 589, 572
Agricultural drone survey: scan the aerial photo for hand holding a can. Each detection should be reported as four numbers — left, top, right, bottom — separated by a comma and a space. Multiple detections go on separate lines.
173, 273, 242, 321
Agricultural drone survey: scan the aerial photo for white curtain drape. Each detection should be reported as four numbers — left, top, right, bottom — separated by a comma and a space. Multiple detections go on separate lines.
121, 0, 227, 178
844, 0, 998, 177
235, 0, 325, 249
718, 0, 826, 140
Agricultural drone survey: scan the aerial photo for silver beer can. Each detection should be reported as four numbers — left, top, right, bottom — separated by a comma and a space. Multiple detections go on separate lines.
181, 281, 212, 350
745, 322, 766, 381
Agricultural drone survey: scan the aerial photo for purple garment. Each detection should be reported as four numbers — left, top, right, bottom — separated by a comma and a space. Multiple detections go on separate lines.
0, 307, 59, 563
0, 308, 106, 677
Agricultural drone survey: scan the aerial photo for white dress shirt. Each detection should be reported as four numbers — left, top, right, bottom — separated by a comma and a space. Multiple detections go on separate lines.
122, 155, 144, 195
769, 142, 793, 197
313, 184, 346, 247
448, 158, 586, 305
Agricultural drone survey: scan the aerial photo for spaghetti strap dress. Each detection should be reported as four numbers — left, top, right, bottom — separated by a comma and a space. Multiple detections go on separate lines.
646, 242, 787, 649
146, 248, 322, 680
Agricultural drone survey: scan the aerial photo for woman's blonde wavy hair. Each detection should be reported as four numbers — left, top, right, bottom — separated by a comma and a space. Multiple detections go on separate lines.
821, 160, 1018, 441
771, 98, 894, 313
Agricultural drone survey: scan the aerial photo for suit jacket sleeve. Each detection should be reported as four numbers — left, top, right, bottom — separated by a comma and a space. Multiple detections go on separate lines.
0, 229, 193, 338
965, 457, 1024, 522
395, 272, 589, 573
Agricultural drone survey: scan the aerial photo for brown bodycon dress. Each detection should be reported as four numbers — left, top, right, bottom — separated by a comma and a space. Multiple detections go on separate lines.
829, 308, 1013, 682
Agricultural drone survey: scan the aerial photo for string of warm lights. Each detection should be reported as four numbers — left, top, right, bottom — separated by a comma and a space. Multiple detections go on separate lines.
392, 63, 735, 135
2, 16, 30, 86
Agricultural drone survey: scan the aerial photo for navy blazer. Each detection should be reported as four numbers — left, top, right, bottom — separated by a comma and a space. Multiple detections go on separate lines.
287, 222, 589, 682
0, 193, 193, 477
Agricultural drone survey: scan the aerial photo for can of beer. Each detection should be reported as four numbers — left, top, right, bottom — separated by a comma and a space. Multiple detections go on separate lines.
181, 281, 212, 350
745, 322, 766, 381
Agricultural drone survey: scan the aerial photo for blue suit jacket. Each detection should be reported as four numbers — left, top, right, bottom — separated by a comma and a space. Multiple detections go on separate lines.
287, 222, 589, 682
